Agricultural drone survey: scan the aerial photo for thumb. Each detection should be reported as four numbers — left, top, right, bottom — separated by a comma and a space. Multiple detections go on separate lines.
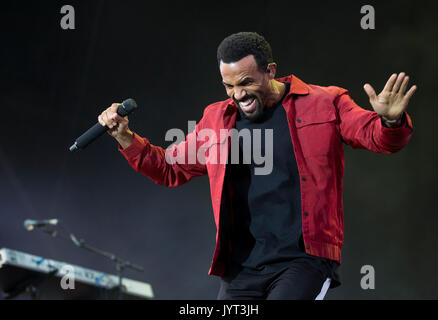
363, 83, 377, 102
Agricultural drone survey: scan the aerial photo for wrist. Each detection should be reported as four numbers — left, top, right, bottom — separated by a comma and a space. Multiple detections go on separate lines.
116, 130, 134, 149
380, 113, 404, 128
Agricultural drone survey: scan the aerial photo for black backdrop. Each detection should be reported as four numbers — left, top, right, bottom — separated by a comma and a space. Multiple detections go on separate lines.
1, 0, 437, 299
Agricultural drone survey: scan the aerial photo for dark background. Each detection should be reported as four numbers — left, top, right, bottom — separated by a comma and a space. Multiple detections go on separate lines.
1, 0, 437, 299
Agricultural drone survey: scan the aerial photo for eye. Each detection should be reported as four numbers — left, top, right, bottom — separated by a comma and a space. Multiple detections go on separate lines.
240, 79, 253, 86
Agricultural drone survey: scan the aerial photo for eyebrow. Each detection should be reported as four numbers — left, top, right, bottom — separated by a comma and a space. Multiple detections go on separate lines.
222, 77, 254, 87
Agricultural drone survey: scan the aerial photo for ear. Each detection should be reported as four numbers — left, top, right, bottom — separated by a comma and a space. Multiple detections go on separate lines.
266, 63, 277, 79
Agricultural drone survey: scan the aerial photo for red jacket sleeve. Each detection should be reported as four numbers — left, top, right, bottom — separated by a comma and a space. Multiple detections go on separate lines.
117, 116, 208, 187
334, 89, 414, 154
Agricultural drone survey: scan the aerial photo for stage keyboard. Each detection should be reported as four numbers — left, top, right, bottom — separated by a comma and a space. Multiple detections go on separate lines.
0, 248, 154, 299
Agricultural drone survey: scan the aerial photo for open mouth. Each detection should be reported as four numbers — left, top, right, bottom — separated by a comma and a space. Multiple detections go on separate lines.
239, 97, 256, 113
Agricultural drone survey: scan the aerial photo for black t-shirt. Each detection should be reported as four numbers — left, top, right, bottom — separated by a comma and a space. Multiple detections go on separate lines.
223, 82, 340, 287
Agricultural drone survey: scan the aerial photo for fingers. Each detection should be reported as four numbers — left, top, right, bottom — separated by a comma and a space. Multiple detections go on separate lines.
383, 73, 398, 93
391, 72, 416, 101
403, 85, 417, 103
399, 75, 409, 95
392, 72, 406, 93
384, 72, 414, 95
98, 103, 126, 129
98, 114, 105, 127
363, 83, 377, 101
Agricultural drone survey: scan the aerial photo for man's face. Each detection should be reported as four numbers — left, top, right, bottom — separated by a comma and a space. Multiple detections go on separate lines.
220, 55, 273, 121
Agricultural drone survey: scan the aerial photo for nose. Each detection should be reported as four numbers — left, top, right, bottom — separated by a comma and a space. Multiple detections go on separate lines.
233, 87, 247, 101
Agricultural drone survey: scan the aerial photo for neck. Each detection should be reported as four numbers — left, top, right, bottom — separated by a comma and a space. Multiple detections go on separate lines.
265, 80, 286, 107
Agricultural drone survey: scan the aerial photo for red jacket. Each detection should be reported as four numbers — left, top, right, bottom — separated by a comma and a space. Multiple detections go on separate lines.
119, 74, 413, 276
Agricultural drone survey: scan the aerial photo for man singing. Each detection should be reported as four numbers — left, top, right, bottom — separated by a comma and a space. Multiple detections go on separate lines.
98, 32, 415, 300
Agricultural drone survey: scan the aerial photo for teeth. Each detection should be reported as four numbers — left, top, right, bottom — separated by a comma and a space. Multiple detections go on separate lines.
240, 98, 254, 107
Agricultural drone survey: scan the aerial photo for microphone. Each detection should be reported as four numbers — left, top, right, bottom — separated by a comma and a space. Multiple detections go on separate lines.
24, 219, 59, 231
69, 98, 138, 151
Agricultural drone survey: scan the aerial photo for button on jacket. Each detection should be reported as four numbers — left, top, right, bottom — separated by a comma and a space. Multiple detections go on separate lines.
119, 74, 413, 276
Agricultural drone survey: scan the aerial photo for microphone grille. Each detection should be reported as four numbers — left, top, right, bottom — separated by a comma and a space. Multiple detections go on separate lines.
122, 98, 137, 111
117, 98, 138, 117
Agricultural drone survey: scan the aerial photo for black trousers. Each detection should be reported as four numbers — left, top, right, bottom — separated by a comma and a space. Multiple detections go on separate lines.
217, 258, 331, 300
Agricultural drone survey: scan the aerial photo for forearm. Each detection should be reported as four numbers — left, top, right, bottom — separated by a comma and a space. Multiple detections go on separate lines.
118, 132, 207, 187
337, 93, 413, 153
115, 129, 135, 149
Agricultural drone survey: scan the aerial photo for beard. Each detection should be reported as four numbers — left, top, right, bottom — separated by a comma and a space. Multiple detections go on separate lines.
233, 94, 265, 122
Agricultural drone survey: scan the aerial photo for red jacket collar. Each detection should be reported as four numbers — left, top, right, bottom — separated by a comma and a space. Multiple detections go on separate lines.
276, 74, 310, 95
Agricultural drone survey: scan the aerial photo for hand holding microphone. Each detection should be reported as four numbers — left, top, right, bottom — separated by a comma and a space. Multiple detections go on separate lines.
70, 98, 138, 151
97, 102, 135, 149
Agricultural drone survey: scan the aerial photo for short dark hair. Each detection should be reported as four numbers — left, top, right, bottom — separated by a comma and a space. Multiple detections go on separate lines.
217, 32, 273, 71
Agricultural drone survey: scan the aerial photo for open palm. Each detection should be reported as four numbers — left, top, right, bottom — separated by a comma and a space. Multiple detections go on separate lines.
364, 72, 417, 120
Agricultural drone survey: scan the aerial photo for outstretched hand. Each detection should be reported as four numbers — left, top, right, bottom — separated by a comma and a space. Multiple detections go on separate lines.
363, 72, 417, 121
